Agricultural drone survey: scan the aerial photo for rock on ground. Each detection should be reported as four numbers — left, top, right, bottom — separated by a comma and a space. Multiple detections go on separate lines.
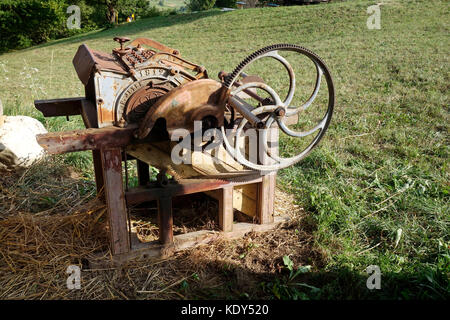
0, 116, 47, 171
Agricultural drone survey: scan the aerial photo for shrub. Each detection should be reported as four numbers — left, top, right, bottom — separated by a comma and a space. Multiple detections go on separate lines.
117, 0, 149, 20
215, 0, 236, 8
186, 0, 216, 11
0, 0, 67, 52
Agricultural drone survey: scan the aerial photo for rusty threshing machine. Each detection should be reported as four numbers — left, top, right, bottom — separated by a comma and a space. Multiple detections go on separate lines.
34, 37, 334, 261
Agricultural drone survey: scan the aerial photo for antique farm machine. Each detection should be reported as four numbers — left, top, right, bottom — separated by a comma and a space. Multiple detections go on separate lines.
34, 37, 334, 260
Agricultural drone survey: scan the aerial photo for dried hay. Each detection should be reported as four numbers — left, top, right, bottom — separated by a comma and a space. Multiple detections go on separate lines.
0, 158, 322, 299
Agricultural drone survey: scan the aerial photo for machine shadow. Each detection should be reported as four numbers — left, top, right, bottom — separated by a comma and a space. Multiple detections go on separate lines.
170, 252, 449, 300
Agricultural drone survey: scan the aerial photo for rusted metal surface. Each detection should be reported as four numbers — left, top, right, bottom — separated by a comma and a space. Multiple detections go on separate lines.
36, 37, 334, 172
137, 79, 224, 139
228, 95, 265, 129
73, 44, 127, 86
32, 37, 335, 258
34, 97, 84, 117
36, 125, 137, 154
130, 37, 180, 56
124, 80, 176, 124
72, 38, 209, 128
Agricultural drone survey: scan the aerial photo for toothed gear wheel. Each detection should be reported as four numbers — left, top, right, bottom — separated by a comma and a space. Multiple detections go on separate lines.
221, 44, 335, 172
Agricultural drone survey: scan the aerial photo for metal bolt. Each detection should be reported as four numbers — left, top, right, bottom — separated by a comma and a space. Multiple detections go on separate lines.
274, 107, 286, 117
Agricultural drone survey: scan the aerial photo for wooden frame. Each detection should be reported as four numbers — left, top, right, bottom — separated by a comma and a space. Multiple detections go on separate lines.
88, 127, 281, 261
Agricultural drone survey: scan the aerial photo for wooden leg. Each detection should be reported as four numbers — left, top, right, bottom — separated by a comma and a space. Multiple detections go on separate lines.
256, 126, 277, 224
137, 160, 150, 186
101, 148, 130, 255
158, 196, 173, 245
256, 173, 276, 224
92, 150, 104, 195
218, 186, 234, 232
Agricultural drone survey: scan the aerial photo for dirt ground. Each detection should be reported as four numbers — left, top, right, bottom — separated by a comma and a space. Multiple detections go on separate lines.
0, 162, 324, 299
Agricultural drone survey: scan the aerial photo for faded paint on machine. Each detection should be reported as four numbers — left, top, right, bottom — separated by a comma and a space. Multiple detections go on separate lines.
94, 71, 132, 127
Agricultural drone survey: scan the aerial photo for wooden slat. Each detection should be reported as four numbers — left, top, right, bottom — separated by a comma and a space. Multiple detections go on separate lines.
218, 186, 234, 232
101, 148, 130, 255
205, 183, 258, 217
158, 197, 173, 244
37, 125, 137, 154
126, 179, 229, 205
92, 150, 104, 196
256, 126, 278, 224
256, 174, 276, 224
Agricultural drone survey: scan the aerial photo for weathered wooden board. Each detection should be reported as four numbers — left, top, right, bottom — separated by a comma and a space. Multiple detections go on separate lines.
127, 141, 260, 216
100, 148, 130, 255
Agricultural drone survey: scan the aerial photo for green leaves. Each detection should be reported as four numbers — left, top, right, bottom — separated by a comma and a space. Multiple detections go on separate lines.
185, 0, 216, 12
283, 255, 294, 271
262, 256, 318, 300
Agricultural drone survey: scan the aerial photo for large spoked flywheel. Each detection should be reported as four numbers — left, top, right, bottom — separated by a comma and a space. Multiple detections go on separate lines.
221, 44, 335, 171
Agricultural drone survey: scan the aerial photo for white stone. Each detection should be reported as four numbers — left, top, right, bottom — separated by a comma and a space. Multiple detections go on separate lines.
0, 116, 47, 171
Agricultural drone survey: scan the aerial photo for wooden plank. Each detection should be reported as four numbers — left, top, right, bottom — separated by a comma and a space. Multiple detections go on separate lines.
158, 196, 173, 244
256, 127, 278, 224
127, 142, 199, 179
205, 183, 258, 217
218, 186, 234, 232
101, 148, 130, 255
256, 173, 276, 224
37, 125, 138, 155
232, 184, 257, 217
126, 179, 230, 205
92, 150, 104, 195
191, 133, 249, 176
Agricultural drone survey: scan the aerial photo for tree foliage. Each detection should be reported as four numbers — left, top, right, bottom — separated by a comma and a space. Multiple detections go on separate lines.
0, 0, 160, 52
186, 0, 216, 12
215, 0, 236, 8
0, 0, 70, 51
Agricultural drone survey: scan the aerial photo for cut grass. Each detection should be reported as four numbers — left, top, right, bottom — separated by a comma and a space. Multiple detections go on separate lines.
0, 0, 448, 299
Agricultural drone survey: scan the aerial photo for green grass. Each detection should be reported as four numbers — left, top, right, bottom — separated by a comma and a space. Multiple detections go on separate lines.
0, 0, 448, 299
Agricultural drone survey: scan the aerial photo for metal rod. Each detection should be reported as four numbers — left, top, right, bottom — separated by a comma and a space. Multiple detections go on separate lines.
228, 96, 265, 128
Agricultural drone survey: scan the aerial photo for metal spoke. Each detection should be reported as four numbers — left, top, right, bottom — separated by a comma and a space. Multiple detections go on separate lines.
256, 50, 296, 106
222, 44, 335, 172
285, 60, 323, 117
230, 81, 283, 107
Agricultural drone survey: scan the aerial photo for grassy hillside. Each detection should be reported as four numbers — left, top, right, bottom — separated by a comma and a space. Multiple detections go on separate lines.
0, 0, 448, 299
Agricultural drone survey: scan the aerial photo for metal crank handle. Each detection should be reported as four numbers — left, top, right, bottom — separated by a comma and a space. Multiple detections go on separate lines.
228, 95, 265, 129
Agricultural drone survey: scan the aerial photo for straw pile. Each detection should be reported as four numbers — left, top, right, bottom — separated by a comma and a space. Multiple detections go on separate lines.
0, 157, 321, 299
